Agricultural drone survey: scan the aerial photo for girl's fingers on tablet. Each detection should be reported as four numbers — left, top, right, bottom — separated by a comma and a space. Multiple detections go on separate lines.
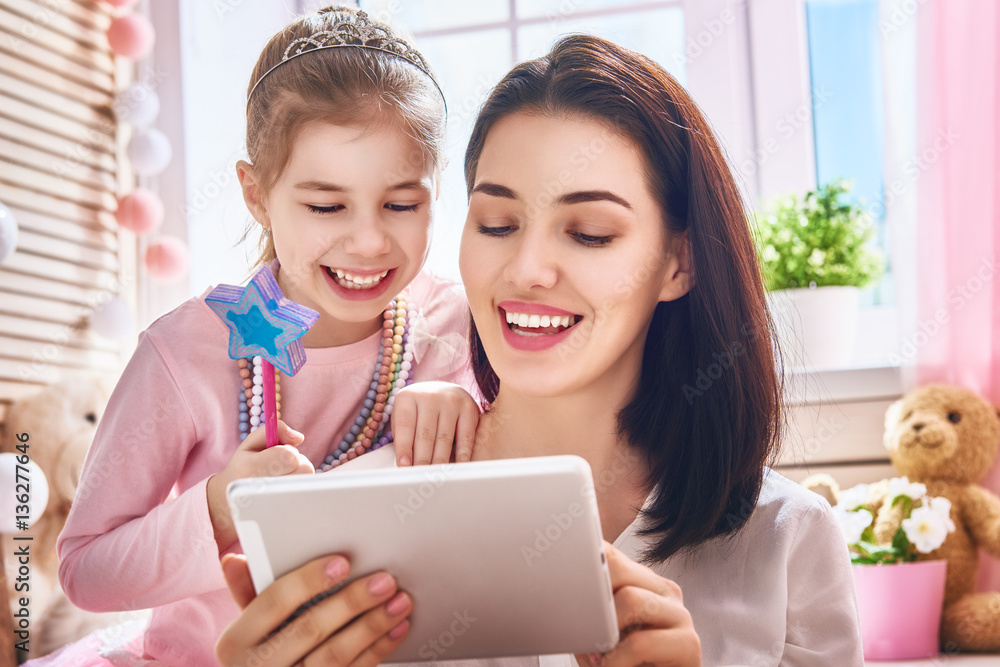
302, 593, 413, 667
221, 554, 257, 610
217, 555, 351, 663
390, 394, 418, 466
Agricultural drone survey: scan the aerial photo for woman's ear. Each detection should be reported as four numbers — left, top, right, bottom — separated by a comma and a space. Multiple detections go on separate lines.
658, 231, 694, 302
236, 160, 269, 229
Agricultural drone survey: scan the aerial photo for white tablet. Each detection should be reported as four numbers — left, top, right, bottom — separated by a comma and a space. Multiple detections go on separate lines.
227, 454, 619, 661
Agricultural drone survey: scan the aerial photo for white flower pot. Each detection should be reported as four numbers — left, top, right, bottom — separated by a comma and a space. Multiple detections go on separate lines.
767, 285, 860, 369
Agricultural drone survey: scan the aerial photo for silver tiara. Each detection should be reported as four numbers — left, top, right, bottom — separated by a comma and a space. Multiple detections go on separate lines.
247, 10, 446, 112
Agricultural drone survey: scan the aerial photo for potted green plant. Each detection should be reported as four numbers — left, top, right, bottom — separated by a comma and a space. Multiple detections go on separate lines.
754, 180, 884, 368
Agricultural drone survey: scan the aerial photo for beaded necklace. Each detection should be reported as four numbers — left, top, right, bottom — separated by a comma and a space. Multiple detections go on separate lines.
236, 296, 416, 471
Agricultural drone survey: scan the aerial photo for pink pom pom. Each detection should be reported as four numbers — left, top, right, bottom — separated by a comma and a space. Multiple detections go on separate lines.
115, 188, 163, 236
144, 237, 189, 284
107, 14, 155, 59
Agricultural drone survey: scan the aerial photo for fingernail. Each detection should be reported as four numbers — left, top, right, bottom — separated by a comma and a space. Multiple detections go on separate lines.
368, 572, 394, 595
385, 592, 409, 616
399, 454, 411, 466
388, 620, 409, 640
325, 557, 348, 581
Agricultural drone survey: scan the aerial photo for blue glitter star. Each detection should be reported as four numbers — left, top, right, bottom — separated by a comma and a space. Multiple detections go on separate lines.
206, 266, 320, 375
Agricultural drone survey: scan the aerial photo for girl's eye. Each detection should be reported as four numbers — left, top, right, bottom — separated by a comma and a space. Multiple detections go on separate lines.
476, 223, 517, 237
569, 231, 613, 247
386, 203, 420, 213
307, 204, 344, 214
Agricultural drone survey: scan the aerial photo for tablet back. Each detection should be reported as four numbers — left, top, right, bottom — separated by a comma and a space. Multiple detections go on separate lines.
229, 455, 618, 661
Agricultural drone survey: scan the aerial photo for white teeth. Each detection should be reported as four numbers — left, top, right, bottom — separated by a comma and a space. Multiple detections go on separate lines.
330, 268, 390, 290
504, 311, 577, 330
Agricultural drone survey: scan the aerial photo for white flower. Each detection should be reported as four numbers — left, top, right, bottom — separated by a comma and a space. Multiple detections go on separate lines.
887, 476, 927, 502
902, 499, 955, 553
838, 483, 870, 511
833, 506, 873, 544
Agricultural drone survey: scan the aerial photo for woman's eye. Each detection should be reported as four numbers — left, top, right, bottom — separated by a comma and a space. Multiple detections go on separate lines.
307, 204, 344, 214
386, 203, 420, 213
476, 223, 517, 237
570, 231, 613, 247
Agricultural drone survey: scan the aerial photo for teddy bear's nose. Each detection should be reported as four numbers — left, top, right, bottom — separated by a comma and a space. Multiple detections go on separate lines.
912, 422, 925, 432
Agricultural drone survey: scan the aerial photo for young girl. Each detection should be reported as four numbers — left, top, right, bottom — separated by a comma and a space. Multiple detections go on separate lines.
33, 7, 479, 666
217, 34, 864, 666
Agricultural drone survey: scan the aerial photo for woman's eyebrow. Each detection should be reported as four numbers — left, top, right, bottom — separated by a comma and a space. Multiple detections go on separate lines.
558, 190, 632, 210
472, 182, 519, 200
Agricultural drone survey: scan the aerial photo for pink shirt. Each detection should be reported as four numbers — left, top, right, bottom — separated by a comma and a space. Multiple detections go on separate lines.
57, 269, 474, 666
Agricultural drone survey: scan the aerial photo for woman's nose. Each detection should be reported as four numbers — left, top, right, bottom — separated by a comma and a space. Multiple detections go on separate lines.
343, 215, 391, 258
502, 231, 558, 290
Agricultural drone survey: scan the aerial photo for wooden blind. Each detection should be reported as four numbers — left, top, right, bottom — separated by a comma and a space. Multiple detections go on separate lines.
0, 0, 133, 434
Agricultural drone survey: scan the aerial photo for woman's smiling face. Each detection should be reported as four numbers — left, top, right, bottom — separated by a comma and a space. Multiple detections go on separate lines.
460, 111, 691, 399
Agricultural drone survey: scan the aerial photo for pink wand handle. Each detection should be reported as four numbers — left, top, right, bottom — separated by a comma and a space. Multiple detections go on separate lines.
262, 359, 278, 448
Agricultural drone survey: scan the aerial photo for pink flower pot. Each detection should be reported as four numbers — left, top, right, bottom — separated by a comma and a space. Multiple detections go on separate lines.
852, 560, 948, 660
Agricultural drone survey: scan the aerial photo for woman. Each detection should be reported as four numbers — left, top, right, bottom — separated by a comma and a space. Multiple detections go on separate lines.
216, 34, 863, 667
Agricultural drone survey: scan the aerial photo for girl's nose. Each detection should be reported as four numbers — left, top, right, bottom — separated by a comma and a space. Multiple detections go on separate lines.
502, 231, 558, 290
344, 215, 391, 258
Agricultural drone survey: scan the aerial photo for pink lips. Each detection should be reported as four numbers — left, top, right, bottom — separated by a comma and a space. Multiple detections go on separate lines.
497, 300, 581, 352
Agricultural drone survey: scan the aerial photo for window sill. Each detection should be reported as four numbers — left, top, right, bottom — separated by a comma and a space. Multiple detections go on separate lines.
783, 363, 903, 406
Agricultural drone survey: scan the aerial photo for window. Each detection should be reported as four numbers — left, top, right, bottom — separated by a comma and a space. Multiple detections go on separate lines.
354, 0, 686, 281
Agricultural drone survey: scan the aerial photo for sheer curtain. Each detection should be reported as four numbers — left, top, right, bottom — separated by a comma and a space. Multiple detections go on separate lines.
912, 0, 1000, 589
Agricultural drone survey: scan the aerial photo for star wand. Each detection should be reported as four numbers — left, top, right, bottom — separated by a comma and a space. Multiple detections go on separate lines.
206, 266, 319, 447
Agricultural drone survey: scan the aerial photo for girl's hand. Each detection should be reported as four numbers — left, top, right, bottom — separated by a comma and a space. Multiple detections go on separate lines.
390, 381, 480, 466
577, 543, 701, 667
217, 554, 411, 667
207, 420, 313, 550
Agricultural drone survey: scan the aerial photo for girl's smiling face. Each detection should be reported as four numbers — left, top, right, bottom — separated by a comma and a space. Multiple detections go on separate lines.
240, 121, 434, 346
460, 112, 691, 399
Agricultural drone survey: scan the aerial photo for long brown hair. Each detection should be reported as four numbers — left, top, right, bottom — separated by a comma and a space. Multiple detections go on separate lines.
243, 6, 446, 266
465, 35, 782, 561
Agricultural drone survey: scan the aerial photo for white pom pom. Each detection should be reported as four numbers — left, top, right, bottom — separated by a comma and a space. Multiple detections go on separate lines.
90, 296, 134, 340
128, 129, 172, 176
114, 83, 160, 127
0, 453, 49, 532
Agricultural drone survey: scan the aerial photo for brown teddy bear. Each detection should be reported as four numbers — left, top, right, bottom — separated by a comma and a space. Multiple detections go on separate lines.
0, 376, 132, 660
875, 384, 1000, 652
805, 384, 1000, 650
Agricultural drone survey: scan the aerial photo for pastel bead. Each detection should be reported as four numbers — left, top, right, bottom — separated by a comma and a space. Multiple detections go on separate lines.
251, 395, 262, 406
